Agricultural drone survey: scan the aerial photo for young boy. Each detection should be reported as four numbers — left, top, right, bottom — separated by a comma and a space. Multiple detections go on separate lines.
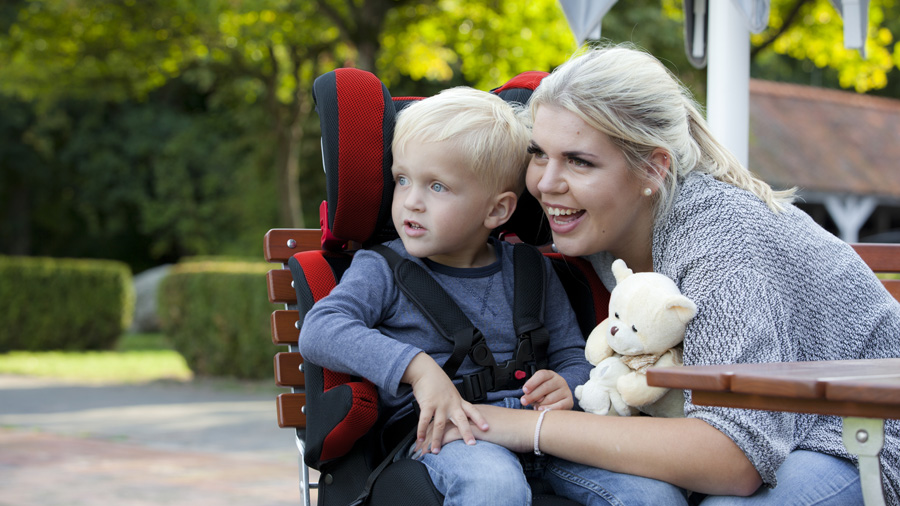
298, 87, 591, 504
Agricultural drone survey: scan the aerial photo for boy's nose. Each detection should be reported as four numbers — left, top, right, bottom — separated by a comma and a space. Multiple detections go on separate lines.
404, 187, 425, 211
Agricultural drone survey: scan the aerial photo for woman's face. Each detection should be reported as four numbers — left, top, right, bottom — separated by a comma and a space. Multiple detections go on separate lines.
526, 105, 655, 266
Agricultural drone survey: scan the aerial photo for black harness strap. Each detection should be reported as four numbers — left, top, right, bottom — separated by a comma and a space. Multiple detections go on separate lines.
513, 243, 550, 371
369, 243, 548, 402
352, 243, 549, 506
370, 244, 482, 381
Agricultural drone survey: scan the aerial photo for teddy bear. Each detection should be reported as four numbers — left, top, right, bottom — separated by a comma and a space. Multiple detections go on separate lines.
574, 259, 697, 418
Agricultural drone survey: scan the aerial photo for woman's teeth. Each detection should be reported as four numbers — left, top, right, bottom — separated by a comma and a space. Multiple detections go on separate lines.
547, 207, 581, 217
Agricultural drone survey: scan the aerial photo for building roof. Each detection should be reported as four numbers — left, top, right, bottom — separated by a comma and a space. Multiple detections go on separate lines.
748, 79, 900, 198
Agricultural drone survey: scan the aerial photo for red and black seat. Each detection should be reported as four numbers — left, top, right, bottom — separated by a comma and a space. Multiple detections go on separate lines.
265, 67, 610, 506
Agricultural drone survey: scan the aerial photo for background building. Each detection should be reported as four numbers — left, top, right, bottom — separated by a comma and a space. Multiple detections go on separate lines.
749, 79, 900, 242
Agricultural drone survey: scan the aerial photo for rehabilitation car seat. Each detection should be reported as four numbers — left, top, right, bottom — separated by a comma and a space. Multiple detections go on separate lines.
265, 67, 611, 506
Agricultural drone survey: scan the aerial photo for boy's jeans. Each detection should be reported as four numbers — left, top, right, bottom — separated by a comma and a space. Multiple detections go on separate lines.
413, 397, 539, 506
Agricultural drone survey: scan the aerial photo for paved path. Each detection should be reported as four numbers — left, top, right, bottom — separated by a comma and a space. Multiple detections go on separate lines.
0, 375, 317, 505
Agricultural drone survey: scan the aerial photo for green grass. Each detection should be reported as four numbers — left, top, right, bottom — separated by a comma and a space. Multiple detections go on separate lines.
0, 333, 193, 383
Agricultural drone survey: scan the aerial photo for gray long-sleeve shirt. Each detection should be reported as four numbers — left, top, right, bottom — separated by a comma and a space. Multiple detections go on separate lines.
299, 238, 591, 427
591, 172, 900, 503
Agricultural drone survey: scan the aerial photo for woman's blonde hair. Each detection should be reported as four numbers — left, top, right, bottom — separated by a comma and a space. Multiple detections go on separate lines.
393, 86, 531, 195
528, 43, 795, 220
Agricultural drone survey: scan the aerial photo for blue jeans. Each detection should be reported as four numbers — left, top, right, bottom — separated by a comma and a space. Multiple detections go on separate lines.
545, 458, 689, 505
698, 450, 862, 506
543, 450, 861, 506
412, 397, 541, 506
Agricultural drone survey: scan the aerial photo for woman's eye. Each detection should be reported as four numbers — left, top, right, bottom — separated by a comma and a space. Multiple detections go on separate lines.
631, 325, 638, 333
430, 182, 445, 192
569, 157, 592, 167
614, 313, 619, 319
526, 144, 547, 159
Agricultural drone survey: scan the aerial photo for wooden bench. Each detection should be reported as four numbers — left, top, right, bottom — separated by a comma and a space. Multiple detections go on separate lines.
647, 242, 900, 506
265, 228, 322, 506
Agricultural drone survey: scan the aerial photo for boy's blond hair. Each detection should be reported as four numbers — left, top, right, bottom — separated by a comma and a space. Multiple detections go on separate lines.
392, 87, 531, 195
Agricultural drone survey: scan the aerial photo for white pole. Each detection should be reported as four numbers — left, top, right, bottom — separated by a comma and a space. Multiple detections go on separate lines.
707, 0, 750, 167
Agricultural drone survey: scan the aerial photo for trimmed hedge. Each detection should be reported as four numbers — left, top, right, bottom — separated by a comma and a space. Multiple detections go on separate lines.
158, 260, 279, 379
0, 255, 135, 352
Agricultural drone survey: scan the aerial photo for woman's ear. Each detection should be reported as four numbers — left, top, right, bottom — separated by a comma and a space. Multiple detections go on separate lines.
647, 148, 670, 182
485, 191, 518, 229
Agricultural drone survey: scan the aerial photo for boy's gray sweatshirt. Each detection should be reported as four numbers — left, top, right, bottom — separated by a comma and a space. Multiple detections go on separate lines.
299, 238, 591, 427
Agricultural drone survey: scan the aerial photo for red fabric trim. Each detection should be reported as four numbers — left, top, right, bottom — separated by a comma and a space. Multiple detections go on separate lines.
334, 68, 385, 241
493, 71, 549, 93
320, 380, 379, 461
318, 200, 347, 251
292, 251, 336, 303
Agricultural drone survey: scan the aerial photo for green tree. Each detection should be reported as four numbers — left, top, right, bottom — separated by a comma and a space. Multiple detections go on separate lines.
753, 0, 899, 93
658, 0, 900, 94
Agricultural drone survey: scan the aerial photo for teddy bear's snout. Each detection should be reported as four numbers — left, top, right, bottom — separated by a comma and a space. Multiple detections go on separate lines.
610, 326, 618, 336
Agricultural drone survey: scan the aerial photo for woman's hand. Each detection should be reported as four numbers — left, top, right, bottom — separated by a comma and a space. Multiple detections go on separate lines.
521, 369, 573, 411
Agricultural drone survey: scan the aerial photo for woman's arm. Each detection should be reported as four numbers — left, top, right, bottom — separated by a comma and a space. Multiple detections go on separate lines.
429, 404, 762, 497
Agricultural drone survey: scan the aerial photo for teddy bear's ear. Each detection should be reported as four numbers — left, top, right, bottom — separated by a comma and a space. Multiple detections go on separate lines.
611, 259, 633, 283
666, 295, 698, 324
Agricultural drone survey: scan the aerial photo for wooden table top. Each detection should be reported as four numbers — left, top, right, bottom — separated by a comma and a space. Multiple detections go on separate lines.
646, 358, 900, 419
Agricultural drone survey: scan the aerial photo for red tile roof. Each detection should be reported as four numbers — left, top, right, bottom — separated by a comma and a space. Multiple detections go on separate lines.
748, 79, 900, 197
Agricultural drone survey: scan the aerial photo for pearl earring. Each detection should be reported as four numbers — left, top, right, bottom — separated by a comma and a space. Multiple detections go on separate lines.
643, 188, 652, 197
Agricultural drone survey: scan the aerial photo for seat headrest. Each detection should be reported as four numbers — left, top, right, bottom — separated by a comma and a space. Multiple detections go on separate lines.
313, 68, 551, 251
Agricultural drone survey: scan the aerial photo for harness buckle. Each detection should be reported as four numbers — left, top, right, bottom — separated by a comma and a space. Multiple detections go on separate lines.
460, 369, 492, 403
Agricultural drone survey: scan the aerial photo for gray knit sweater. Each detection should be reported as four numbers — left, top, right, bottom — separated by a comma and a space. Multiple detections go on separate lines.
590, 172, 899, 503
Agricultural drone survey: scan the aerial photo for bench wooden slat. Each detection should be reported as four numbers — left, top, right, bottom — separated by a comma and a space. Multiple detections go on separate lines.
264, 228, 322, 263
852, 243, 900, 272
271, 310, 300, 345
692, 390, 900, 419
882, 280, 900, 302
275, 352, 305, 387
827, 375, 900, 404
267, 269, 298, 305
277, 392, 308, 428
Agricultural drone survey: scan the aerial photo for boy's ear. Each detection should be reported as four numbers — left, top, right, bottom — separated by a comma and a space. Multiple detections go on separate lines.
485, 191, 518, 229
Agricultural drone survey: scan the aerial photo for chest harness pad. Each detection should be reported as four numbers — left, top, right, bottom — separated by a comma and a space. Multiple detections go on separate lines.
369, 242, 550, 403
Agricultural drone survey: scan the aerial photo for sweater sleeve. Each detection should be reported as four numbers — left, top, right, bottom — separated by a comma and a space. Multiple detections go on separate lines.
297, 249, 423, 397
679, 263, 795, 489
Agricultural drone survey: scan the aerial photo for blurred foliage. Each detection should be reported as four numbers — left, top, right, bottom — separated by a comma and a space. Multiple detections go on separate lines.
0, 0, 898, 274
752, 0, 899, 93
660, 0, 900, 95
157, 259, 277, 379
0, 255, 134, 351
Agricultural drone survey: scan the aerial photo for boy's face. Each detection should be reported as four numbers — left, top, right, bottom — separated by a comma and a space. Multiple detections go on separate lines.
391, 141, 501, 268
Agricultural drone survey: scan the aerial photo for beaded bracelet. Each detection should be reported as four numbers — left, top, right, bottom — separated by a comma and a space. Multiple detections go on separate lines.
533, 409, 549, 456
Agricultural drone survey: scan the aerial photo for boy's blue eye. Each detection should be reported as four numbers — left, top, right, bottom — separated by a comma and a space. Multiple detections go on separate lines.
396, 175, 408, 186
430, 182, 445, 192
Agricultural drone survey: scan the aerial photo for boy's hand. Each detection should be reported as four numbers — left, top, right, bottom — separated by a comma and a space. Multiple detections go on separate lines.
520, 369, 573, 411
402, 353, 489, 453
